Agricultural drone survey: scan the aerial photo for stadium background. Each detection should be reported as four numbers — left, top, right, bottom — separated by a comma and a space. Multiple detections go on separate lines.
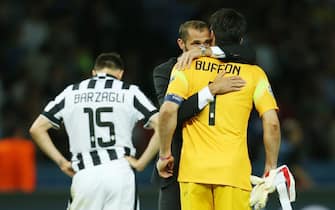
0, 0, 335, 209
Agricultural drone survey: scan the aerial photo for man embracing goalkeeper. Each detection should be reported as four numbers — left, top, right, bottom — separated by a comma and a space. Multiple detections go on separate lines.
156, 8, 286, 210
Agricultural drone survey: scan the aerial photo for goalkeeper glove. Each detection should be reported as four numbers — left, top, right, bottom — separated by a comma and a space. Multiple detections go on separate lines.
250, 165, 296, 210
250, 175, 269, 210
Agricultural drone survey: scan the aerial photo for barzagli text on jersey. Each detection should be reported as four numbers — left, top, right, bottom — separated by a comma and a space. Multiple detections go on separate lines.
74, 91, 125, 104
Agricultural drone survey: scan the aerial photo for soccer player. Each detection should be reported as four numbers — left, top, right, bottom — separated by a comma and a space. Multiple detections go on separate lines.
29, 53, 158, 210
157, 9, 281, 210
128, 20, 256, 210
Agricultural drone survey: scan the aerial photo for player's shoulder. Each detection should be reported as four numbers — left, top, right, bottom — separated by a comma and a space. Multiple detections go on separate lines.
67, 78, 91, 91
119, 80, 139, 92
246, 64, 267, 75
224, 61, 263, 72
126, 83, 149, 99
153, 57, 177, 74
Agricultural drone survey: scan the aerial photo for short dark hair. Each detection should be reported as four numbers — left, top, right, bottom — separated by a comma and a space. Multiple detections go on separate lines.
209, 8, 247, 44
178, 20, 209, 42
94, 52, 124, 71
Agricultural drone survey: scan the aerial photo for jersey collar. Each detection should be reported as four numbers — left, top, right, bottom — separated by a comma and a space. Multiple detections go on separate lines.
96, 72, 118, 79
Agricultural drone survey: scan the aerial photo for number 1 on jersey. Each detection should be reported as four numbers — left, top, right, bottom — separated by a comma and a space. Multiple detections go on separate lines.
208, 81, 216, 126
209, 96, 216, 126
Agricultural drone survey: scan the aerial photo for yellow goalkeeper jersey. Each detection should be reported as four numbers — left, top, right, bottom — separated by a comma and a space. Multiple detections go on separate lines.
166, 56, 278, 191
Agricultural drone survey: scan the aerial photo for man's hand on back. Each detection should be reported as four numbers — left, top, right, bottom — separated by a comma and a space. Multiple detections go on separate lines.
208, 71, 246, 95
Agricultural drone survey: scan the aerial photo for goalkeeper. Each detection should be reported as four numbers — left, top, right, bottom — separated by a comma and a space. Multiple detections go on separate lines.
156, 8, 281, 210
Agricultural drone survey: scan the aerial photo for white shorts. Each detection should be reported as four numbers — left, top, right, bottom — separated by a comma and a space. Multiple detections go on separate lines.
68, 158, 139, 210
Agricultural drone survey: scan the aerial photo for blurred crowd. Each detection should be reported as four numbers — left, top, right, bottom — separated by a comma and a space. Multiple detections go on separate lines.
0, 0, 335, 187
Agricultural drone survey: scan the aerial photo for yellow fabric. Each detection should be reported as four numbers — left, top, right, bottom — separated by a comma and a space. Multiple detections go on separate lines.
179, 182, 251, 210
166, 57, 278, 191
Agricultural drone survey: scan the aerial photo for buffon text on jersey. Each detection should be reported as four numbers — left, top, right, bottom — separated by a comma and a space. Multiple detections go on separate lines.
195, 60, 241, 75
74, 91, 125, 104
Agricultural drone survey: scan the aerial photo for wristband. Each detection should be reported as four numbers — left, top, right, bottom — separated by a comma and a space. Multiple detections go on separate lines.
159, 154, 172, 160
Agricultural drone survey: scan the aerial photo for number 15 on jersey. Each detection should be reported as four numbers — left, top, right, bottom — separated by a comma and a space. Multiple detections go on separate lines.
83, 107, 116, 148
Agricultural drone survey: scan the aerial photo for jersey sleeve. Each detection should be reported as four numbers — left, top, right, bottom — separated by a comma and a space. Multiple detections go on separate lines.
132, 86, 158, 127
253, 67, 279, 116
165, 67, 189, 102
41, 86, 70, 129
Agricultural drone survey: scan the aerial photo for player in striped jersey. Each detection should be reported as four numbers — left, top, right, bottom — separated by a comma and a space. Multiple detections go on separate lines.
29, 52, 157, 210
157, 9, 281, 210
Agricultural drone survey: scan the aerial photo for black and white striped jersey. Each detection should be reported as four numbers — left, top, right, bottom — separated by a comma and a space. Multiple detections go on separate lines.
42, 72, 158, 171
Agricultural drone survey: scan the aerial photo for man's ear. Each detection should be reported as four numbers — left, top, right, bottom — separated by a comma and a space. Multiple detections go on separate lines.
92, 69, 97, 76
240, 37, 244, 45
118, 70, 124, 80
177, 38, 185, 51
